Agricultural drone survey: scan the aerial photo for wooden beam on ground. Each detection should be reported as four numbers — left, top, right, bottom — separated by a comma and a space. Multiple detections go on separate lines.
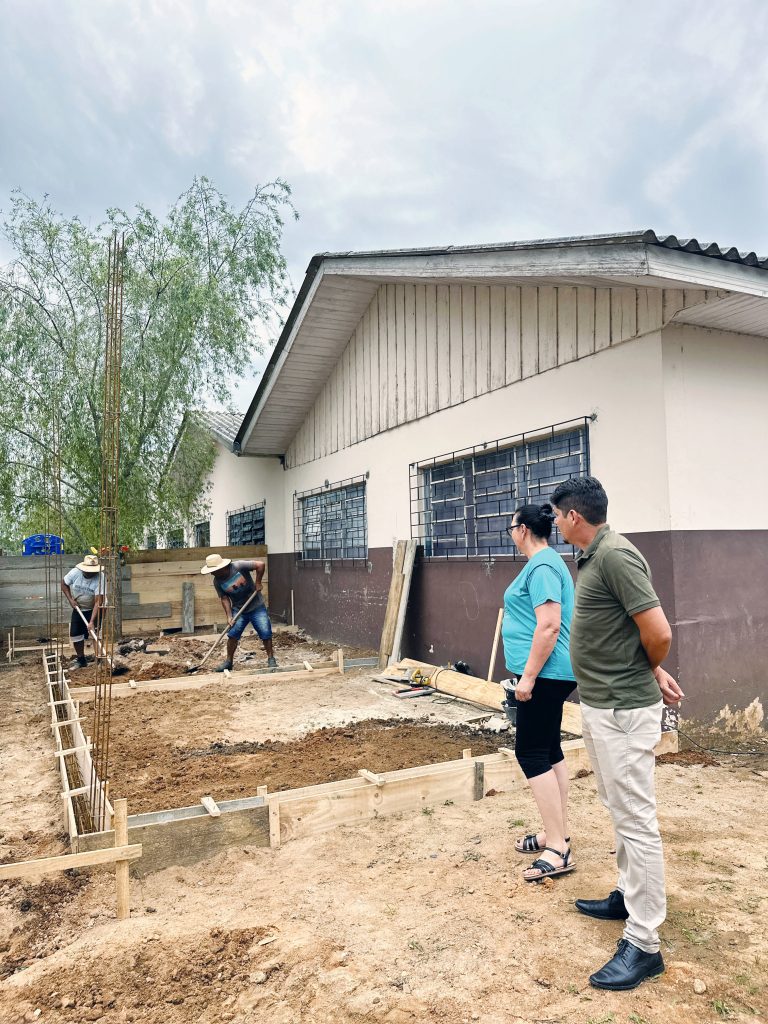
396, 657, 583, 736
378, 540, 407, 669
0, 843, 142, 881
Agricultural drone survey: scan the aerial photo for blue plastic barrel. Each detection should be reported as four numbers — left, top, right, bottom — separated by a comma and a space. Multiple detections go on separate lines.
22, 534, 64, 556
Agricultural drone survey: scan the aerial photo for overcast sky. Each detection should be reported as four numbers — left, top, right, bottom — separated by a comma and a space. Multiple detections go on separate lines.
3, 0, 767, 407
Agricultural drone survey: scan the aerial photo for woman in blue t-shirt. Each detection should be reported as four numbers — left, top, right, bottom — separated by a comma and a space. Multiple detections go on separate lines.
502, 502, 577, 881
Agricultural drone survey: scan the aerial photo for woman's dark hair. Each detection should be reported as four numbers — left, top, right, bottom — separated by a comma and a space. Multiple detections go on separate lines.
512, 502, 555, 540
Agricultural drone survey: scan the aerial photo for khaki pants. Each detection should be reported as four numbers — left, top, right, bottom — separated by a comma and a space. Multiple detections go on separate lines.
580, 700, 665, 953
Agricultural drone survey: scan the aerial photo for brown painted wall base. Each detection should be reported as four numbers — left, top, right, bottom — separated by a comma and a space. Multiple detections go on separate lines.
266, 533, 767, 722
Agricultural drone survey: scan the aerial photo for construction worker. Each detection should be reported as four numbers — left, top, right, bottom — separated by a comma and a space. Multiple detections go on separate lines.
200, 554, 277, 671
61, 554, 106, 669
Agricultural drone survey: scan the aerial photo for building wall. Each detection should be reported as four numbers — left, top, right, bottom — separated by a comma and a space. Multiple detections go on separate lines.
286, 283, 720, 469
201, 442, 284, 549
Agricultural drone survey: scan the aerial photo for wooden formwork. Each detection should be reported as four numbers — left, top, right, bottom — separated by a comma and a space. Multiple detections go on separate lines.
43, 650, 113, 836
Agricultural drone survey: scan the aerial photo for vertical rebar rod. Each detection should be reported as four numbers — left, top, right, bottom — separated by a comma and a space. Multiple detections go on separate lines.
89, 232, 124, 831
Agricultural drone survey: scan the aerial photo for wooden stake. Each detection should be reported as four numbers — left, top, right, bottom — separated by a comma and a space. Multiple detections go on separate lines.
256, 786, 268, 798
114, 798, 130, 921
337, 648, 345, 674
268, 797, 281, 849
290, 589, 295, 627
487, 608, 504, 681
462, 747, 472, 759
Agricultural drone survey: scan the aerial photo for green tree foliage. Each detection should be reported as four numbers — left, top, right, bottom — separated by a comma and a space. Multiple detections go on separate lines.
0, 178, 295, 552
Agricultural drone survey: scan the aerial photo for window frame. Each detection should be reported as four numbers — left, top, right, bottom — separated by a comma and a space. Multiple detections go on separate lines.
293, 474, 368, 565
409, 417, 591, 561
226, 501, 266, 547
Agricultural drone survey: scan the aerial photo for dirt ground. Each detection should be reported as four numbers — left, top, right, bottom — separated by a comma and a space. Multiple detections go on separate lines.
1, 643, 766, 1024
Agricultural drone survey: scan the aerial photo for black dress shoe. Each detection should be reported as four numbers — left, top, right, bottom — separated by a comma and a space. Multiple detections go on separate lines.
590, 939, 664, 991
575, 889, 628, 920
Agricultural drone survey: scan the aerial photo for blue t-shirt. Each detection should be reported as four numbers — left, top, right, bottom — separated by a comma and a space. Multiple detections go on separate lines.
501, 547, 575, 681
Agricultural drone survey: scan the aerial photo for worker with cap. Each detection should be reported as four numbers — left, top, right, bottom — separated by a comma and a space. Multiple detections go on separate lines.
61, 554, 106, 669
200, 554, 277, 671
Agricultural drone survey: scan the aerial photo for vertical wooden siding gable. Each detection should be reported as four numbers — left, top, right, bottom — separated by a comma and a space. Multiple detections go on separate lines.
284, 284, 717, 467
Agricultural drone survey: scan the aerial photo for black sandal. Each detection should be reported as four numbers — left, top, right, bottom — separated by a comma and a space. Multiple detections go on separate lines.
515, 833, 570, 855
522, 846, 575, 881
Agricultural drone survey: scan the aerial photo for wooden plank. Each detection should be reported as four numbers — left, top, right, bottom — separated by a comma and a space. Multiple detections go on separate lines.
611, 287, 637, 344
637, 287, 663, 336
520, 286, 539, 378
594, 287, 611, 350
405, 283, 417, 422
53, 744, 92, 759
462, 284, 476, 400
475, 284, 490, 396
436, 284, 451, 410
486, 608, 504, 681
396, 657, 583, 735
277, 764, 478, 844
387, 282, 398, 427
505, 286, 521, 383
388, 539, 418, 666
126, 545, 266, 565
425, 284, 439, 415
114, 799, 131, 921
557, 286, 577, 364
78, 806, 271, 876
370, 290, 381, 436
473, 761, 485, 801
358, 769, 385, 786
538, 285, 558, 371
576, 287, 596, 358
0, 844, 142, 880
378, 541, 407, 669
489, 285, 506, 390
449, 284, 463, 405
415, 283, 427, 419
201, 796, 221, 817
378, 284, 389, 431
268, 797, 281, 850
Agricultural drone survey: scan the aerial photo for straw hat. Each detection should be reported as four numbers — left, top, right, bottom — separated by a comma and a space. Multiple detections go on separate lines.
76, 554, 102, 573
200, 553, 232, 575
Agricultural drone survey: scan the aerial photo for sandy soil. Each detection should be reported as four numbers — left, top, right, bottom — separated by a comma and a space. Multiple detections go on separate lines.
1, 656, 766, 1024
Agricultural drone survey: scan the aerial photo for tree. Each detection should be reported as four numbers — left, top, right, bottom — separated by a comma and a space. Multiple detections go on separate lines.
0, 178, 295, 552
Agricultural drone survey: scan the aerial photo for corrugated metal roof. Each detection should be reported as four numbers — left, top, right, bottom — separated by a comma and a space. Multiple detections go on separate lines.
193, 410, 243, 446
313, 230, 768, 269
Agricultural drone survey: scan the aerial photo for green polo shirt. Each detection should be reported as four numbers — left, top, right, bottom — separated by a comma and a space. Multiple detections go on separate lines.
570, 525, 661, 709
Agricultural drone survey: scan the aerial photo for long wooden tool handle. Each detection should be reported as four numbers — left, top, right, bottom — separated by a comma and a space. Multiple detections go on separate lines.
74, 605, 114, 669
198, 589, 260, 669
487, 607, 504, 682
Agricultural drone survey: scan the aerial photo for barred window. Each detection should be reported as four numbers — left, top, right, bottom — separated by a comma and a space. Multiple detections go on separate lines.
294, 475, 367, 563
167, 528, 186, 549
194, 521, 210, 547
410, 418, 590, 559
227, 502, 265, 546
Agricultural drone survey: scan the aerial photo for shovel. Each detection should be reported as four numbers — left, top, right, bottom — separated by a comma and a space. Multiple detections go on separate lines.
186, 589, 260, 674
73, 605, 129, 676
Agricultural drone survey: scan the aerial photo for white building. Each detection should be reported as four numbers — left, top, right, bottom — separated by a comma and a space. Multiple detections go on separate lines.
189, 231, 768, 721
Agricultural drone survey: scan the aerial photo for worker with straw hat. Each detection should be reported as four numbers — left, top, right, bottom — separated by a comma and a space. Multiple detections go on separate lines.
200, 554, 277, 671
61, 554, 106, 669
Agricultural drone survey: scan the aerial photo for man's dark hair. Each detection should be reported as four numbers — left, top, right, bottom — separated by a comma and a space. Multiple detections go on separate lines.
551, 476, 608, 525
513, 503, 555, 540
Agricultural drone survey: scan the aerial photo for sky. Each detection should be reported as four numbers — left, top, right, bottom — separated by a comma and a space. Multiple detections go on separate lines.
3, 0, 768, 407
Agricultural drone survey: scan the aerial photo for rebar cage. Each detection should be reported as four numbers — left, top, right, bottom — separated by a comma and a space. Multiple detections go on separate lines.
409, 417, 591, 560
293, 474, 368, 565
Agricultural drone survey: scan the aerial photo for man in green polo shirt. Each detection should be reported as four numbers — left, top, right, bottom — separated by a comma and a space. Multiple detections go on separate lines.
552, 476, 684, 992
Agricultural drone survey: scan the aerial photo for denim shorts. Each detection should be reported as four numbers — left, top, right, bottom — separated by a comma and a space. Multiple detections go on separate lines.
227, 599, 272, 641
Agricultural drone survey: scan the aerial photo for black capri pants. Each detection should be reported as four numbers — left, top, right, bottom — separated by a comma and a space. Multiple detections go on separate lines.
514, 677, 577, 780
